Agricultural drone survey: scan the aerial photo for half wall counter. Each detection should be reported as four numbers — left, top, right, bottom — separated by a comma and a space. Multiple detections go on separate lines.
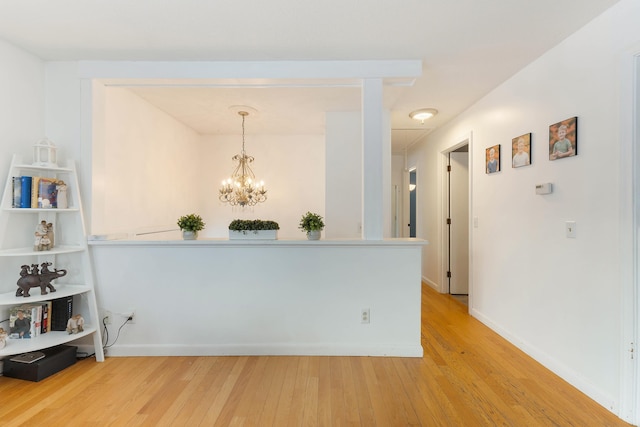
88, 237, 426, 357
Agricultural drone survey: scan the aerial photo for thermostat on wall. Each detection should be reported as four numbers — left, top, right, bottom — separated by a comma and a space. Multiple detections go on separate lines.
535, 183, 553, 195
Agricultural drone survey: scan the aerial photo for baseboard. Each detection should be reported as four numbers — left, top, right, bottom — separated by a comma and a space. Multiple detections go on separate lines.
103, 343, 424, 358
422, 276, 442, 292
470, 307, 618, 416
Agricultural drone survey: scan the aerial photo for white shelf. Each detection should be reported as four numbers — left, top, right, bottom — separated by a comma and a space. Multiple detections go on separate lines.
3, 207, 79, 213
0, 154, 104, 362
0, 245, 84, 257
12, 162, 73, 173
0, 327, 98, 357
0, 284, 91, 305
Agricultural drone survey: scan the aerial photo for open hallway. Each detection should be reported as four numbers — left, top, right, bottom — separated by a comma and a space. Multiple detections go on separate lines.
0, 284, 630, 426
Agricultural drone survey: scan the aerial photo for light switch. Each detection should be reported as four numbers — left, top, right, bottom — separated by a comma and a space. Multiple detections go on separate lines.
566, 221, 576, 238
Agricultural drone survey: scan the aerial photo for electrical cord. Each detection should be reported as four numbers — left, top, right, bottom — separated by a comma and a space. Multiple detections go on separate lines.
102, 315, 131, 350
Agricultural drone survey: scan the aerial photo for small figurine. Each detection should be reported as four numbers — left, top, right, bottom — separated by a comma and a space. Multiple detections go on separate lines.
34, 220, 54, 251
16, 262, 66, 298
0, 327, 7, 350
56, 183, 68, 209
66, 314, 84, 334
47, 222, 54, 248
34, 220, 47, 251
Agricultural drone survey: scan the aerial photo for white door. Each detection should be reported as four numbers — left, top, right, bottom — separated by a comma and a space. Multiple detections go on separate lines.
449, 151, 469, 294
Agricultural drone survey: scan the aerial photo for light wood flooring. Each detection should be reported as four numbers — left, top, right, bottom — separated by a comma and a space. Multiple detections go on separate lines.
0, 284, 631, 426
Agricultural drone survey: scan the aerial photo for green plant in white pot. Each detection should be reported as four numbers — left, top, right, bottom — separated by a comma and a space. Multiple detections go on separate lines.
228, 219, 280, 239
177, 213, 205, 240
299, 211, 324, 240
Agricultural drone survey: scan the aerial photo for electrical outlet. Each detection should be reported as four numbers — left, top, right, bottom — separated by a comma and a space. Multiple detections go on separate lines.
104, 310, 112, 325
126, 309, 136, 324
361, 308, 370, 324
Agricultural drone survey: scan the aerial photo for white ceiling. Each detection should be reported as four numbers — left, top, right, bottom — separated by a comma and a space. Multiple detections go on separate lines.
0, 0, 619, 152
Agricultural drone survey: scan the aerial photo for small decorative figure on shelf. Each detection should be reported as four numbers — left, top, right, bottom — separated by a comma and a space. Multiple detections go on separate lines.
34, 220, 53, 251
15, 262, 66, 297
47, 222, 55, 247
66, 314, 84, 334
0, 327, 7, 349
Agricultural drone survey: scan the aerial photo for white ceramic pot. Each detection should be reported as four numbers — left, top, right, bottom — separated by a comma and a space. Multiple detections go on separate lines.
307, 230, 321, 240
182, 230, 198, 240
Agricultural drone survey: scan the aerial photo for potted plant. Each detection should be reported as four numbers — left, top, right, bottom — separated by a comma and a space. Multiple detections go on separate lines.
228, 219, 280, 240
299, 211, 324, 240
177, 213, 205, 240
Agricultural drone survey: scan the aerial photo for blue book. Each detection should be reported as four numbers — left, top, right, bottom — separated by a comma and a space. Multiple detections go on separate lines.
19, 176, 32, 208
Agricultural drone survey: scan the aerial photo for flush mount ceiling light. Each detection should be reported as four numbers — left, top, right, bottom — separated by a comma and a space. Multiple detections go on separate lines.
409, 108, 438, 124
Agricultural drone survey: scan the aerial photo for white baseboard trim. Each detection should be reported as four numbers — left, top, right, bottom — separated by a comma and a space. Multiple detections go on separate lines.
470, 307, 618, 416
422, 276, 441, 292
103, 343, 424, 358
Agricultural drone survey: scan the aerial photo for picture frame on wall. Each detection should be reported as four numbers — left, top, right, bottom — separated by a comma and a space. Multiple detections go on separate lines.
549, 116, 577, 160
512, 133, 531, 168
486, 144, 500, 174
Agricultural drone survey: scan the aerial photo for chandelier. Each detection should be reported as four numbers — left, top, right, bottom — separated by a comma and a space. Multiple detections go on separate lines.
219, 111, 267, 207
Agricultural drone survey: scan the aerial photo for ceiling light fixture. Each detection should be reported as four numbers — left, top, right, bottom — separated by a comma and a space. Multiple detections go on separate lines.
219, 111, 267, 207
409, 108, 438, 124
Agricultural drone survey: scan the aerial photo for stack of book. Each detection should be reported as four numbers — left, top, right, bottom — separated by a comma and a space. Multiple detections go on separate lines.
11, 176, 66, 209
8, 296, 73, 339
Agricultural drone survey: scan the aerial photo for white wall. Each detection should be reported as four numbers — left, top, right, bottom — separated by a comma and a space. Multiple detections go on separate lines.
92, 241, 423, 357
325, 112, 361, 238
0, 39, 45, 293
0, 39, 44, 176
92, 87, 203, 236
410, 0, 639, 416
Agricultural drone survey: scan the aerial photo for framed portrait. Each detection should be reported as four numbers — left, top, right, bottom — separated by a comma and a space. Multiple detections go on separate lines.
512, 133, 531, 168
485, 144, 500, 174
549, 117, 577, 161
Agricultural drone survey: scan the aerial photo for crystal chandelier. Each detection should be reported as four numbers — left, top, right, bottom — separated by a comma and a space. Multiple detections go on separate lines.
219, 111, 267, 207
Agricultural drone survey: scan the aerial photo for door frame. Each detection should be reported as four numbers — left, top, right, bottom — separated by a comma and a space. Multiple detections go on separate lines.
619, 48, 639, 424
440, 132, 473, 301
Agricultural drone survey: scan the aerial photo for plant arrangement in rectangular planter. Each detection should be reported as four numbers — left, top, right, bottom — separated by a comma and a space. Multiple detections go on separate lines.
228, 219, 280, 240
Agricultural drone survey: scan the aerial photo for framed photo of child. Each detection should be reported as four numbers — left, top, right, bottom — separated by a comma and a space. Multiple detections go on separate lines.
486, 144, 500, 174
549, 117, 577, 161
512, 133, 531, 168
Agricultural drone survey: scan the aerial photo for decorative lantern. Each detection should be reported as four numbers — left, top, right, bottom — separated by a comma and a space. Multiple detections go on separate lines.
33, 138, 58, 167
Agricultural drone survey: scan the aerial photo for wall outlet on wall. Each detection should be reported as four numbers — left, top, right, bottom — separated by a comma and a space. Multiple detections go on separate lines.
361, 308, 370, 324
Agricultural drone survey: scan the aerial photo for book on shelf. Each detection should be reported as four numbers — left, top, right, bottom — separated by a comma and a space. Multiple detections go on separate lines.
12, 176, 33, 208
30, 176, 40, 208
51, 296, 73, 332
41, 300, 52, 334
12, 177, 20, 208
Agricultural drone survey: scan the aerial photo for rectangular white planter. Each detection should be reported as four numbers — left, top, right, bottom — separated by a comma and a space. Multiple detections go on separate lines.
229, 230, 278, 240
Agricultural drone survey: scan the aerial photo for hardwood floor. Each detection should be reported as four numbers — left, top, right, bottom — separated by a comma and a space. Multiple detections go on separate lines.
0, 284, 631, 426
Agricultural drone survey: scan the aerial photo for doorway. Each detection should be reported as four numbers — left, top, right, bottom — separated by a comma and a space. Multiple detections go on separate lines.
409, 168, 417, 238
443, 136, 471, 306
448, 146, 469, 296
